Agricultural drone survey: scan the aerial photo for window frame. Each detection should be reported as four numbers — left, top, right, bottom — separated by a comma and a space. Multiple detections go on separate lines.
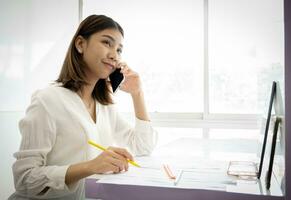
80, 0, 280, 130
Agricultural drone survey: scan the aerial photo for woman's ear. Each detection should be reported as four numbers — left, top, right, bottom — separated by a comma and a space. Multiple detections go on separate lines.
75, 35, 85, 54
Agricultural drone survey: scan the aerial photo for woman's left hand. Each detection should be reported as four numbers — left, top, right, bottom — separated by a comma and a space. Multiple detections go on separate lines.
118, 62, 142, 95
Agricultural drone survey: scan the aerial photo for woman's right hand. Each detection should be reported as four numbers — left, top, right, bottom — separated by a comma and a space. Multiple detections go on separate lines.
87, 146, 134, 174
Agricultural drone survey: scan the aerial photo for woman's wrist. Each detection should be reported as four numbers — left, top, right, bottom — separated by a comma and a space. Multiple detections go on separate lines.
83, 160, 94, 175
130, 89, 150, 121
130, 89, 143, 98
65, 160, 94, 186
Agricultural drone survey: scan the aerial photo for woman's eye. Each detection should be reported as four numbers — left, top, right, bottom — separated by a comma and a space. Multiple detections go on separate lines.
102, 40, 111, 46
117, 48, 122, 54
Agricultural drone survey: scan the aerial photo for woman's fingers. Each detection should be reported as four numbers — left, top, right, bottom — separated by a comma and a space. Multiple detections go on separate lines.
105, 148, 131, 171
106, 149, 127, 162
104, 162, 120, 173
117, 62, 126, 70
117, 63, 138, 80
115, 62, 142, 94
106, 155, 128, 172
107, 146, 134, 161
107, 147, 133, 171
118, 62, 130, 74
90, 146, 133, 174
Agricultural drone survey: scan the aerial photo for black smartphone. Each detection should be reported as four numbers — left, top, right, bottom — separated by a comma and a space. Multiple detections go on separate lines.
109, 68, 124, 92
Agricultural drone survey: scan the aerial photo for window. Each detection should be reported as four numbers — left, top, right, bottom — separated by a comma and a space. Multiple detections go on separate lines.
1, 0, 283, 124
83, 0, 284, 120
208, 0, 284, 114
83, 0, 204, 113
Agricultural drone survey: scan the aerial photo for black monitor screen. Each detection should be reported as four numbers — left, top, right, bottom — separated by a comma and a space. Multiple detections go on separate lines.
257, 81, 276, 179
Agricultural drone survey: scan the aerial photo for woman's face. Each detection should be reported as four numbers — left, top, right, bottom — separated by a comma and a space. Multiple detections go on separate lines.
79, 28, 123, 82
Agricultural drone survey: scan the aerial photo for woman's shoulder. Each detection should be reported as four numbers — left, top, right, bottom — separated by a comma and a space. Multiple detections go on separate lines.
31, 83, 75, 108
33, 83, 72, 99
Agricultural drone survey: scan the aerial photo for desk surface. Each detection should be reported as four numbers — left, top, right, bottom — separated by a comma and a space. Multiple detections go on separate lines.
85, 129, 284, 199
85, 179, 283, 200
85, 156, 283, 199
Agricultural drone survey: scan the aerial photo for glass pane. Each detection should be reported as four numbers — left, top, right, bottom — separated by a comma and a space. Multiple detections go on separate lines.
83, 0, 204, 112
0, 0, 78, 111
209, 0, 284, 114
153, 127, 203, 157
209, 129, 259, 161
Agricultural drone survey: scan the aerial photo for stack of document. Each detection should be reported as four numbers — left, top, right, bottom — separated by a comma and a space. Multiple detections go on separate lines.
91, 156, 237, 191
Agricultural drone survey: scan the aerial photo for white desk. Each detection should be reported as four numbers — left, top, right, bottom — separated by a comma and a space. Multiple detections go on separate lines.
86, 129, 284, 199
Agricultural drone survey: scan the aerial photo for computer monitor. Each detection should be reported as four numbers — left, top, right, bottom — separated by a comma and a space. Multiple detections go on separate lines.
257, 81, 277, 179
265, 81, 285, 191
274, 81, 285, 154
227, 82, 277, 179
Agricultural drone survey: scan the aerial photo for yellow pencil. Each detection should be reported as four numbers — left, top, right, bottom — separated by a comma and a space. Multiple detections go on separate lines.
88, 139, 141, 168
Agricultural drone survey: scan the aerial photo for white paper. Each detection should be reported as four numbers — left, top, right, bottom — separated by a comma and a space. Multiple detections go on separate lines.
93, 156, 237, 191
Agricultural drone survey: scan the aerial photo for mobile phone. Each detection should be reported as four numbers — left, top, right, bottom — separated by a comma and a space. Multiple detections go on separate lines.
109, 68, 124, 92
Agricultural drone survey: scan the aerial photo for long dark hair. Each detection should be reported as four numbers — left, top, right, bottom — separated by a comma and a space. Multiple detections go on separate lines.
56, 15, 124, 105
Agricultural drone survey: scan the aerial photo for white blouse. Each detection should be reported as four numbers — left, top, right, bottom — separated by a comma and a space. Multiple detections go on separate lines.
9, 85, 157, 200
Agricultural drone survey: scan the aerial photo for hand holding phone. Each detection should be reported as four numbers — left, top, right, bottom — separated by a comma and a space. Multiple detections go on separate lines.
110, 63, 142, 95
109, 68, 124, 93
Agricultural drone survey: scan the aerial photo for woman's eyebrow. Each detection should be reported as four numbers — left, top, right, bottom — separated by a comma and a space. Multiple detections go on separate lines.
101, 35, 123, 48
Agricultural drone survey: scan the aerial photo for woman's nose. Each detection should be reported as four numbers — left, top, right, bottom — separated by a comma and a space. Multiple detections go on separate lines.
108, 50, 119, 61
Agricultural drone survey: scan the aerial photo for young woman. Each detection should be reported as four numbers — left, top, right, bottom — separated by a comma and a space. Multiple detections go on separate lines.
9, 15, 157, 200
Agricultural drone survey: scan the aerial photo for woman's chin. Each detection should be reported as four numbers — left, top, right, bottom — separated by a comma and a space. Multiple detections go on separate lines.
98, 73, 110, 80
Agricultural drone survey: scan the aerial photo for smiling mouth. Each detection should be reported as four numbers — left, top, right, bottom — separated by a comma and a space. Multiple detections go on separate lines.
103, 62, 115, 70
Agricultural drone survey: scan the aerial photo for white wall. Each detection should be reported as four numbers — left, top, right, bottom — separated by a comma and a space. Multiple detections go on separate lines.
0, 112, 23, 199
0, 1, 79, 199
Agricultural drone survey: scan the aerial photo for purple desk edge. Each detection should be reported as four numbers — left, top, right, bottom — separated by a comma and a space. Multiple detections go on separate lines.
85, 178, 284, 200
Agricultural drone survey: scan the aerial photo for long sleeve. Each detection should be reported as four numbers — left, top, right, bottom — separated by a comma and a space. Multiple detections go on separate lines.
112, 107, 158, 156
12, 92, 77, 199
